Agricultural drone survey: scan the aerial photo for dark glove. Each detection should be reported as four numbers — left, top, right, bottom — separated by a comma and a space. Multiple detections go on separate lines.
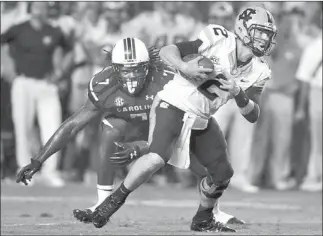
148, 46, 168, 72
16, 159, 42, 186
110, 142, 141, 167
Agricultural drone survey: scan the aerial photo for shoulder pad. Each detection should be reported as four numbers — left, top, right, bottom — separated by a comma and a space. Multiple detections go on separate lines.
198, 24, 229, 46
88, 67, 119, 106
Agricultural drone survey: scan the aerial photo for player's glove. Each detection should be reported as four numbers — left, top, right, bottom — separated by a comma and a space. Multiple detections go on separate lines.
16, 159, 42, 186
148, 46, 168, 72
110, 142, 141, 167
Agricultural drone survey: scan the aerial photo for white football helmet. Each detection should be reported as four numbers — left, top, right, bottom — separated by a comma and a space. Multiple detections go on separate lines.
235, 6, 277, 57
111, 37, 150, 95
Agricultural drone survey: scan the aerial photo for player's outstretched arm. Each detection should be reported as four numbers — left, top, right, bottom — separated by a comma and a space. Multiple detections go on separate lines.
16, 99, 103, 185
159, 42, 212, 80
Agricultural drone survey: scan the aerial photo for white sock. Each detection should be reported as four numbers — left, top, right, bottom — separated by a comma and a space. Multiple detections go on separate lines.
88, 184, 114, 211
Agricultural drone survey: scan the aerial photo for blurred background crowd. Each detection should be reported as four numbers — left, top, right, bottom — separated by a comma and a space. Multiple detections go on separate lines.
1, 1, 322, 193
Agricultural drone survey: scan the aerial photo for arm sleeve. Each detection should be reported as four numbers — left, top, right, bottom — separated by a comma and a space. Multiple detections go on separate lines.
174, 39, 203, 57
296, 44, 319, 82
57, 28, 73, 52
87, 67, 119, 110
0, 24, 19, 45
174, 24, 228, 58
245, 75, 271, 105
245, 86, 264, 105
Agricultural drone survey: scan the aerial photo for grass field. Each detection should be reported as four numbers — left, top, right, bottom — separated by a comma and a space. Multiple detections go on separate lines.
1, 181, 322, 235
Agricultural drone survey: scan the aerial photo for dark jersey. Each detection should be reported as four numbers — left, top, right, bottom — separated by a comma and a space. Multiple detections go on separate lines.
88, 66, 174, 124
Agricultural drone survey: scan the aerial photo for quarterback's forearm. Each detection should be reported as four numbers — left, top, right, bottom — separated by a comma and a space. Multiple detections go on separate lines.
159, 45, 187, 72
234, 88, 260, 123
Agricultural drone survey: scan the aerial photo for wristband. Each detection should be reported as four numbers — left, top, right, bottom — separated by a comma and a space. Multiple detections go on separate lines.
234, 88, 249, 107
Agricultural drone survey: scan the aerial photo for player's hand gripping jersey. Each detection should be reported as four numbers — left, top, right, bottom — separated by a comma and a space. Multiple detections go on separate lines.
158, 24, 271, 118
88, 66, 174, 124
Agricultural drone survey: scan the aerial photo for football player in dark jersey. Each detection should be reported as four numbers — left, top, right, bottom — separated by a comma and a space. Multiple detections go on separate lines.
15, 36, 171, 216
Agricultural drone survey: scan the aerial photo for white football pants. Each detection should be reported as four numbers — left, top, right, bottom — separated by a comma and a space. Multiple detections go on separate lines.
11, 76, 62, 174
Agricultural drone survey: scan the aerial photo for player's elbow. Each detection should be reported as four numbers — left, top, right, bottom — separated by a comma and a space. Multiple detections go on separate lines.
243, 106, 260, 123
245, 115, 258, 123
159, 45, 178, 61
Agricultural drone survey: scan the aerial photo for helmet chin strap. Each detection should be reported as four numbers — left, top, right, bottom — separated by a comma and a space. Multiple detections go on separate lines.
238, 35, 264, 58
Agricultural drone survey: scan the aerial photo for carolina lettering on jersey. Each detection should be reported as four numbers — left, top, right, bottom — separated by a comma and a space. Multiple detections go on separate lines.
88, 66, 175, 122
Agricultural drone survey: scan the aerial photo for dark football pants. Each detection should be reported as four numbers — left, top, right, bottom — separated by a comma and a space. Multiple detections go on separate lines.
149, 100, 233, 184
99, 117, 150, 185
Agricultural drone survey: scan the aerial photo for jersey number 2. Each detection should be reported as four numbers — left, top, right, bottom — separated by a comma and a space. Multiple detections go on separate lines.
213, 27, 228, 38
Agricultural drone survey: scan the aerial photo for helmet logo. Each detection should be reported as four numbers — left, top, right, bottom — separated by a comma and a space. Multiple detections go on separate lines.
238, 8, 256, 22
123, 37, 137, 61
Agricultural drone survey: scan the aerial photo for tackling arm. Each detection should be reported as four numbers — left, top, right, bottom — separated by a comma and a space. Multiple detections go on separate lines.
34, 99, 102, 164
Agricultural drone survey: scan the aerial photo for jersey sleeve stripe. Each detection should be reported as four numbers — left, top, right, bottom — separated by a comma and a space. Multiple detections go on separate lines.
102, 118, 114, 128
89, 76, 99, 101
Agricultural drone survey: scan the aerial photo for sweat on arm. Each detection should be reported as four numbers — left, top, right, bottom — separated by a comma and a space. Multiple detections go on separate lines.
34, 99, 103, 164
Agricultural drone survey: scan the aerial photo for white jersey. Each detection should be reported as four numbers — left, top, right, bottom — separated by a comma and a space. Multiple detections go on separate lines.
158, 24, 271, 118
296, 36, 322, 88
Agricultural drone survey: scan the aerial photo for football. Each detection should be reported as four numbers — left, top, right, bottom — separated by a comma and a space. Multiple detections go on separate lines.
182, 54, 214, 74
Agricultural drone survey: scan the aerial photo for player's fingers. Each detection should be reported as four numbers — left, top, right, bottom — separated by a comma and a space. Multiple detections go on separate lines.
114, 142, 125, 150
221, 70, 234, 80
27, 169, 37, 179
198, 67, 213, 73
113, 150, 127, 156
16, 169, 26, 183
192, 56, 204, 63
22, 178, 28, 186
218, 78, 229, 84
197, 73, 208, 80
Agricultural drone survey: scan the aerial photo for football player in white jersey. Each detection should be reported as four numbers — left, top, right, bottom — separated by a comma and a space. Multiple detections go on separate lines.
91, 6, 277, 232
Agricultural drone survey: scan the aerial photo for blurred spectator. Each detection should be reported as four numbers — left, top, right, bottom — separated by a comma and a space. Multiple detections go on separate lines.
248, 3, 313, 190
0, 2, 73, 187
123, 2, 204, 48
208, 2, 234, 30
296, 9, 322, 192
1, 2, 29, 181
